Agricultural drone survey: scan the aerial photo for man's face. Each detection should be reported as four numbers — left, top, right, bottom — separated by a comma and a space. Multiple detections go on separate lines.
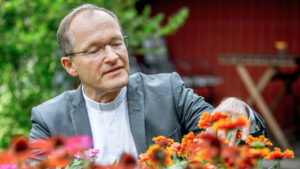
68, 10, 129, 92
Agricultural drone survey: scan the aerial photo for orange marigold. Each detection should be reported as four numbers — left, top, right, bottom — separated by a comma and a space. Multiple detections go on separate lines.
139, 153, 150, 164
210, 112, 230, 122
235, 155, 257, 169
178, 132, 197, 157
265, 147, 294, 160
248, 147, 270, 159
198, 112, 211, 129
152, 136, 174, 147
198, 112, 229, 129
181, 132, 196, 147
212, 116, 249, 132
203, 163, 216, 169
246, 135, 273, 147
195, 131, 205, 139
238, 145, 270, 168
145, 144, 173, 168
170, 143, 181, 153
236, 131, 242, 139
221, 146, 240, 167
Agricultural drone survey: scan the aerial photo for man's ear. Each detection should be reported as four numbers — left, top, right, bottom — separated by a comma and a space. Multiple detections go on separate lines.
61, 57, 78, 77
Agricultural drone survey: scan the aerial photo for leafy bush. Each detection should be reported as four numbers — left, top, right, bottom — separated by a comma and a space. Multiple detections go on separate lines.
0, 0, 188, 148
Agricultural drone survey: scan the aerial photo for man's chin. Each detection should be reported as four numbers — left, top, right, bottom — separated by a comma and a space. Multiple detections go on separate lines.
102, 77, 128, 90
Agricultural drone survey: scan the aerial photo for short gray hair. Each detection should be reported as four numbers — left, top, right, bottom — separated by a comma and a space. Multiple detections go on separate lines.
57, 4, 122, 57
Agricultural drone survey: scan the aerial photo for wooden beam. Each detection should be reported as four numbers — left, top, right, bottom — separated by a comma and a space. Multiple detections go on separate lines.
236, 65, 290, 149
246, 67, 277, 106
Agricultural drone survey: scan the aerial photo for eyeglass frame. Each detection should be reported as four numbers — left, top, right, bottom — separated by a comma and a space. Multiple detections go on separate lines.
64, 36, 128, 57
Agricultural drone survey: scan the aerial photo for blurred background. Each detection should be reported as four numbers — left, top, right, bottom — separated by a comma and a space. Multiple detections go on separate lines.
0, 0, 299, 166
141, 0, 300, 141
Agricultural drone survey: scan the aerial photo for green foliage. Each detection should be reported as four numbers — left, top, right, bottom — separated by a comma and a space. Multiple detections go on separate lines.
100, 0, 189, 55
0, 0, 188, 148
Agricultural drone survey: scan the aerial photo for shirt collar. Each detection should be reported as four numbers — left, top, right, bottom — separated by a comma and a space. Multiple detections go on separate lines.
82, 86, 127, 111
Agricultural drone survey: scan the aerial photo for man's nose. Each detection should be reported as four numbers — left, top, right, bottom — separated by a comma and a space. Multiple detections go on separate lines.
103, 45, 118, 63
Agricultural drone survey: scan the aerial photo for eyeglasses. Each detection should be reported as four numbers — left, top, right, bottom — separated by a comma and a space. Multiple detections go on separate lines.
65, 36, 128, 57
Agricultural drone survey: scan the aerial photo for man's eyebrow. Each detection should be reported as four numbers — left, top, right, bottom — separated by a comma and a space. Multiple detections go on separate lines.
82, 35, 123, 50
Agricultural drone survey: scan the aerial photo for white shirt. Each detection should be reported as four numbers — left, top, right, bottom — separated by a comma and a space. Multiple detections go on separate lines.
82, 87, 138, 165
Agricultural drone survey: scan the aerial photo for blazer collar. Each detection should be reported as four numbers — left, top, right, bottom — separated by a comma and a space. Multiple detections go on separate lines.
127, 75, 147, 154
70, 84, 93, 140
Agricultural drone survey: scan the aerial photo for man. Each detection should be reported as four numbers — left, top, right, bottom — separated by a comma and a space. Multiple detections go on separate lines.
30, 4, 267, 165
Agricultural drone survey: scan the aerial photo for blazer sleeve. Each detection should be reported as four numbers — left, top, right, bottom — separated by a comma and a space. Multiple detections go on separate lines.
29, 106, 51, 141
170, 72, 268, 137
248, 106, 269, 137
170, 72, 214, 134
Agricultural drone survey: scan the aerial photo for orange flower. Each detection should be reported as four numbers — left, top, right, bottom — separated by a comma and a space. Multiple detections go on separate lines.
221, 146, 240, 167
198, 112, 229, 129
138, 165, 154, 169
44, 148, 69, 168
1, 135, 34, 163
184, 133, 221, 163
198, 112, 211, 129
178, 132, 196, 157
187, 145, 214, 163
265, 147, 294, 160
195, 131, 205, 139
236, 145, 270, 169
152, 136, 174, 147
116, 153, 137, 169
246, 135, 273, 147
212, 116, 249, 132
248, 147, 270, 159
145, 144, 173, 168
240, 145, 270, 160
139, 153, 150, 164
236, 132, 242, 139
170, 143, 181, 153
203, 163, 216, 169
179, 133, 222, 161
211, 112, 230, 122
185, 162, 204, 169
30, 135, 66, 156
0, 150, 15, 164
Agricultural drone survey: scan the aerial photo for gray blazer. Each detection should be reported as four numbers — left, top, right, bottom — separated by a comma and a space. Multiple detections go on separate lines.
30, 72, 267, 154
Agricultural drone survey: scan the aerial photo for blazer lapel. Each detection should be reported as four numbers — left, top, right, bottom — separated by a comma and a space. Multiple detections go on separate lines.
70, 85, 93, 139
127, 78, 147, 154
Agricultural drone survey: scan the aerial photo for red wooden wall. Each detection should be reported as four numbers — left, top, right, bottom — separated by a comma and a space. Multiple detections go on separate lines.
146, 0, 300, 129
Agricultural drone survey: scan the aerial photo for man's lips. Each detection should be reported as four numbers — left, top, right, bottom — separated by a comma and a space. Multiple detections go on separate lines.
103, 66, 124, 75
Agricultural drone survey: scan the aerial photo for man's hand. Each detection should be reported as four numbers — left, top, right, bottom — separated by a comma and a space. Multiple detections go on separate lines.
206, 97, 250, 146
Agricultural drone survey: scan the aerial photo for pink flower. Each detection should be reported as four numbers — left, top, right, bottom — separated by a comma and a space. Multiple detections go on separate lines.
84, 148, 100, 162
65, 135, 93, 155
0, 164, 18, 169
74, 152, 83, 159
85, 148, 100, 157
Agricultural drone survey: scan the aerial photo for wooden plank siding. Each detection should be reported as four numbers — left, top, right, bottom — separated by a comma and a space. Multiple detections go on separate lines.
145, 0, 300, 129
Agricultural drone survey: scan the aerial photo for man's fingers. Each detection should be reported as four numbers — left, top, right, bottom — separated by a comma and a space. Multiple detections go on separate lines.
242, 126, 250, 141
205, 127, 214, 134
217, 129, 226, 139
229, 129, 237, 146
